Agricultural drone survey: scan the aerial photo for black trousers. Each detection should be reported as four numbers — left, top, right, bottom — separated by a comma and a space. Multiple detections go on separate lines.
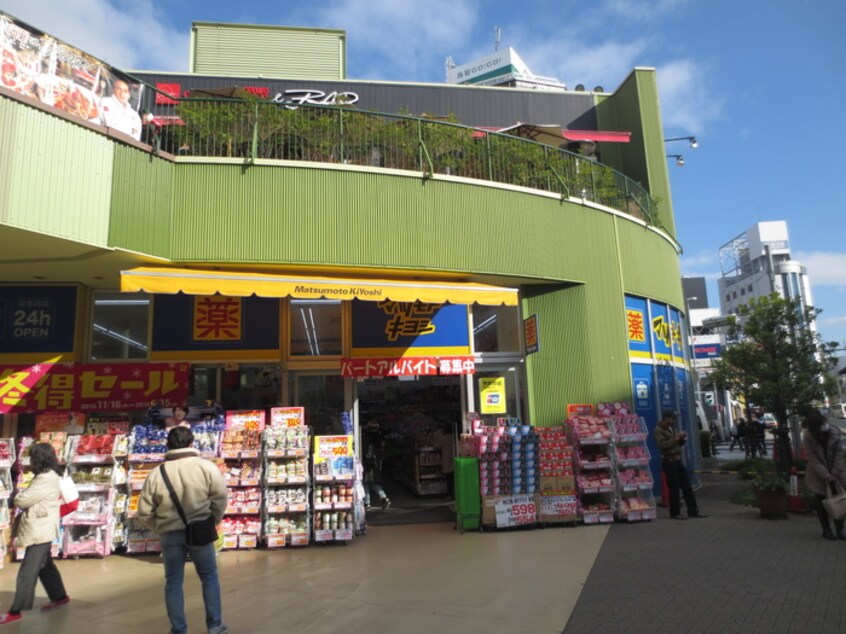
10, 542, 67, 613
662, 458, 698, 517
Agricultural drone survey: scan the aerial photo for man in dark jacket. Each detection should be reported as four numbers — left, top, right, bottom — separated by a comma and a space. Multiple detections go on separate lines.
654, 410, 707, 520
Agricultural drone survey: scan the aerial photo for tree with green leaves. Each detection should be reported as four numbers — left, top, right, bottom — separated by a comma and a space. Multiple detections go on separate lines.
709, 294, 838, 473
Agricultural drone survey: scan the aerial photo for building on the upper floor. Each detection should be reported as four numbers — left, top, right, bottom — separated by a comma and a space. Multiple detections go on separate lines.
0, 13, 700, 503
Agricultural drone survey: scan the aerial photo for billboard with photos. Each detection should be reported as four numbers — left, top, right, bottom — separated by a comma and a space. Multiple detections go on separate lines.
1, 11, 144, 139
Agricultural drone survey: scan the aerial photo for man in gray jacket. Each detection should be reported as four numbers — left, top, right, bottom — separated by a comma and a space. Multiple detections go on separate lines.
139, 426, 229, 634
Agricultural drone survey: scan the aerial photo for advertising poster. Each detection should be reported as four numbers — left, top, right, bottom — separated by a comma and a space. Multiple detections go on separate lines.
479, 377, 507, 414
624, 296, 651, 360
225, 409, 266, 431
0, 362, 189, 414
631, 362, 661, 496
0, 11, 144, 139
270, 406, 305, 428
340, 356, 474, 378
657, 364, 676, 413
351, 299, 469, 357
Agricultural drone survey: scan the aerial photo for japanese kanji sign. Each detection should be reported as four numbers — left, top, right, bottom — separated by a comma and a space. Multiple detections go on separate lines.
340, 356, 475, 377
193, 296, 242, 341
350, 299, 470, 357
625, 295, 652, 360
0, 362, 189, 414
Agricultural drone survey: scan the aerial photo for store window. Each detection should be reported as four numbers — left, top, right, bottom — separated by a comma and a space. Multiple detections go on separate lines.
472, 366, 526, 424
90, 292, 150, 360
289, 373, 345, 436
289, 300, 342, 356
192, 365, 282, 411
472, 305, 521, 353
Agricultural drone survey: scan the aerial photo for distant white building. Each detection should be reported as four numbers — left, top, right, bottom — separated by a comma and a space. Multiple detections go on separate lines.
718, 221, 814, 317
445, 47, 567, 91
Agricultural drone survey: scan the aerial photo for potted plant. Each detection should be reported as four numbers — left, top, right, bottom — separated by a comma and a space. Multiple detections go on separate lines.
751, 472, 788, 518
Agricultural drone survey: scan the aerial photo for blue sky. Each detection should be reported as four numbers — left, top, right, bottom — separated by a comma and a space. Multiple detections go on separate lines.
4, 0, 846, 347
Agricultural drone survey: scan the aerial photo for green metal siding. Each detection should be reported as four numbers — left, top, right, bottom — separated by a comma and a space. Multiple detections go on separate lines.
191, 23, 346, 79
0, 98, 113, 246
616, 216, 684, 307
109, 145, 174, 259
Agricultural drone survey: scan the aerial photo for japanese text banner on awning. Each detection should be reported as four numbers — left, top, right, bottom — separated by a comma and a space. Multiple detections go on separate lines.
0, 362, 189, 414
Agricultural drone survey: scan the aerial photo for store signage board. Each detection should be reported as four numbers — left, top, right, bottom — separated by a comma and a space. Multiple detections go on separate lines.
0, 286, 78, 356
669, 307, 685, 365
538, 493, 578, 518
693, 343, 722, 359
0, 362, 189, 414
494, 494, 536, 527
566, 404, 594, 418
340, 356, 474, 377
523, 314, 539, 355
479, 377, 507, 414
624, 296, 651, 360
225, 410, 266, 431
650, 302, 672, 362
350, 300, 470, 356
313, 436, 354, 464
270, 406, 305, 427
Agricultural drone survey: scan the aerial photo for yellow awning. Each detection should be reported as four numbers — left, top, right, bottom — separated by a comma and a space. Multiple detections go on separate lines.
120, 267, 519, 306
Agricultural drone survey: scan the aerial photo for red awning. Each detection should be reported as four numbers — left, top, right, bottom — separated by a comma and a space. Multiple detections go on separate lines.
473, 124, 630, 144
562, 130, 630, 143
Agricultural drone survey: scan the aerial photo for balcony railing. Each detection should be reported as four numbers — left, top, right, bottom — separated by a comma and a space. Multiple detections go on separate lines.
145, 96, 657, 224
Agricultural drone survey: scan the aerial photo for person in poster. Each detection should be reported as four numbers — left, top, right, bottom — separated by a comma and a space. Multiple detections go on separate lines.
99, 79, 142, 139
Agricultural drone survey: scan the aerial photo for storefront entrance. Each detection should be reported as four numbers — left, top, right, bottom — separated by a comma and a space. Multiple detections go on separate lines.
357, 375, 462, 524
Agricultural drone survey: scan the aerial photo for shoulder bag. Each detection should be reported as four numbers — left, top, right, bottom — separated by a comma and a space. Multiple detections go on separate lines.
59, 472, 80, 518
160, 464, 218, 546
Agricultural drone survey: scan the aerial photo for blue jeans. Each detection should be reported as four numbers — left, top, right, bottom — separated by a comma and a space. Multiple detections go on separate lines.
160, 529, 223, 634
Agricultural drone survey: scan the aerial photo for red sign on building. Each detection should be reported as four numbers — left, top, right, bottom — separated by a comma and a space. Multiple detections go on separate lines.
0, 362, 189, 414
340, 356, 475, 378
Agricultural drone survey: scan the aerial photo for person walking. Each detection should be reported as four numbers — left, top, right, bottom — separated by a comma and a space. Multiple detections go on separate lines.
802, 409, 846, 540
744, 417, 759, 459
729, 418, 746, 452
654, 410, 707, 520
0, 443, 70, 626
138, 427, 229, 634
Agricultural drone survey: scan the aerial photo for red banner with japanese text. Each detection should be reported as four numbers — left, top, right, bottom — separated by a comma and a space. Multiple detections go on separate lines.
0, 362, 189, 414
340, 356, 475, 378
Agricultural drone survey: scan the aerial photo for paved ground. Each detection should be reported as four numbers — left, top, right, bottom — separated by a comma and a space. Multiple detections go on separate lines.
564, 450, 843, 634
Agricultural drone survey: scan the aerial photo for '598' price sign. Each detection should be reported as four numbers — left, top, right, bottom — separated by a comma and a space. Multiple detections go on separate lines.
494, 494, 536, 528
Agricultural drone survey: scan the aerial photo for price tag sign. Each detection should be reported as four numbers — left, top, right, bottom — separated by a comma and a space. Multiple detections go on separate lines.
313, 435, 353, 464
494, 494, 536, 527
539, 494, 578, 518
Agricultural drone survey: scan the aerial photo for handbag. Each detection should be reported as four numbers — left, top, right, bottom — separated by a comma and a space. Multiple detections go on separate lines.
160, 464, 218, 546
823, 482, 846, 521
59, 473, 80, 518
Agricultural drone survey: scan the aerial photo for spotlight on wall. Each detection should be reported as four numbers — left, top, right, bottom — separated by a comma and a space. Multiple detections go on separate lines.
667, 154, 685, 167
665, 136, 698, 149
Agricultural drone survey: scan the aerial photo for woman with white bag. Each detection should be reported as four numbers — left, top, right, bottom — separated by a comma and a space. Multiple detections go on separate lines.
803, 409, 846, 540
0, 443, 71, 626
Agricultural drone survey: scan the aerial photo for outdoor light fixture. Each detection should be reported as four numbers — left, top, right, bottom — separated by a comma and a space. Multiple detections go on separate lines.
665, 136, 698, 149
667, 154, 685, 167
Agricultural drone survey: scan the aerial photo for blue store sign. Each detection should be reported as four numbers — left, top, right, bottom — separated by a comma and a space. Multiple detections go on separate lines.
0, 286, 77, 355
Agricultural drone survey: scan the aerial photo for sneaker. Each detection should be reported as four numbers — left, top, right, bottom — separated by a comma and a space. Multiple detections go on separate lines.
381, 497, 391, 510
41, 597, 71, 612
0, 613, 22, 625
209, 624, 230, 634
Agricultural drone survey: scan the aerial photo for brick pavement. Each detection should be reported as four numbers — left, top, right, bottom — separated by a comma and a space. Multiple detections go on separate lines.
563, 471, 846, 634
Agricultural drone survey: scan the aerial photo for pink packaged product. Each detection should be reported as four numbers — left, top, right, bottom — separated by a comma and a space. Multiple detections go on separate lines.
596, 402, 632, 416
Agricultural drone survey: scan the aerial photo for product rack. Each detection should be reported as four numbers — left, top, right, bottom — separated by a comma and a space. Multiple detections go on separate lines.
263, 416, 311, 548
567, 417, 616, 524
220, 410, 264, 549
0, 439, 15, 566
125, 424, 168, 554
610, 415, 656, 522
312, 435, 356, 543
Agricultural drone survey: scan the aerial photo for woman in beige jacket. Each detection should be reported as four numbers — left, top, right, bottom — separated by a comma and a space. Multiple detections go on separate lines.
803, 409, 846, 540
0, 443, 70, 626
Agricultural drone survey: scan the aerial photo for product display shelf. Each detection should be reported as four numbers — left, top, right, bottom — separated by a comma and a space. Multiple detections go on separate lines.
535, 424, 578, 526
220, 428, 262, 550
312, 436, 356, 544
610, 415, 656, 522
0, 439, 15, 566
262, 425, 311, 548
62, 434, 125, 558
125, 454, 165, 554
566, 417, 616, 524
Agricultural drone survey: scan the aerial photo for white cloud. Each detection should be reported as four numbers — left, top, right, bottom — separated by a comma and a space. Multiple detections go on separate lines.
657, 58, 724, 134
603, 0, 692, 20
313, 0, 478, 80
795, 251, 846, 287
2, 0, 188, 72
820, 315, 846, 328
